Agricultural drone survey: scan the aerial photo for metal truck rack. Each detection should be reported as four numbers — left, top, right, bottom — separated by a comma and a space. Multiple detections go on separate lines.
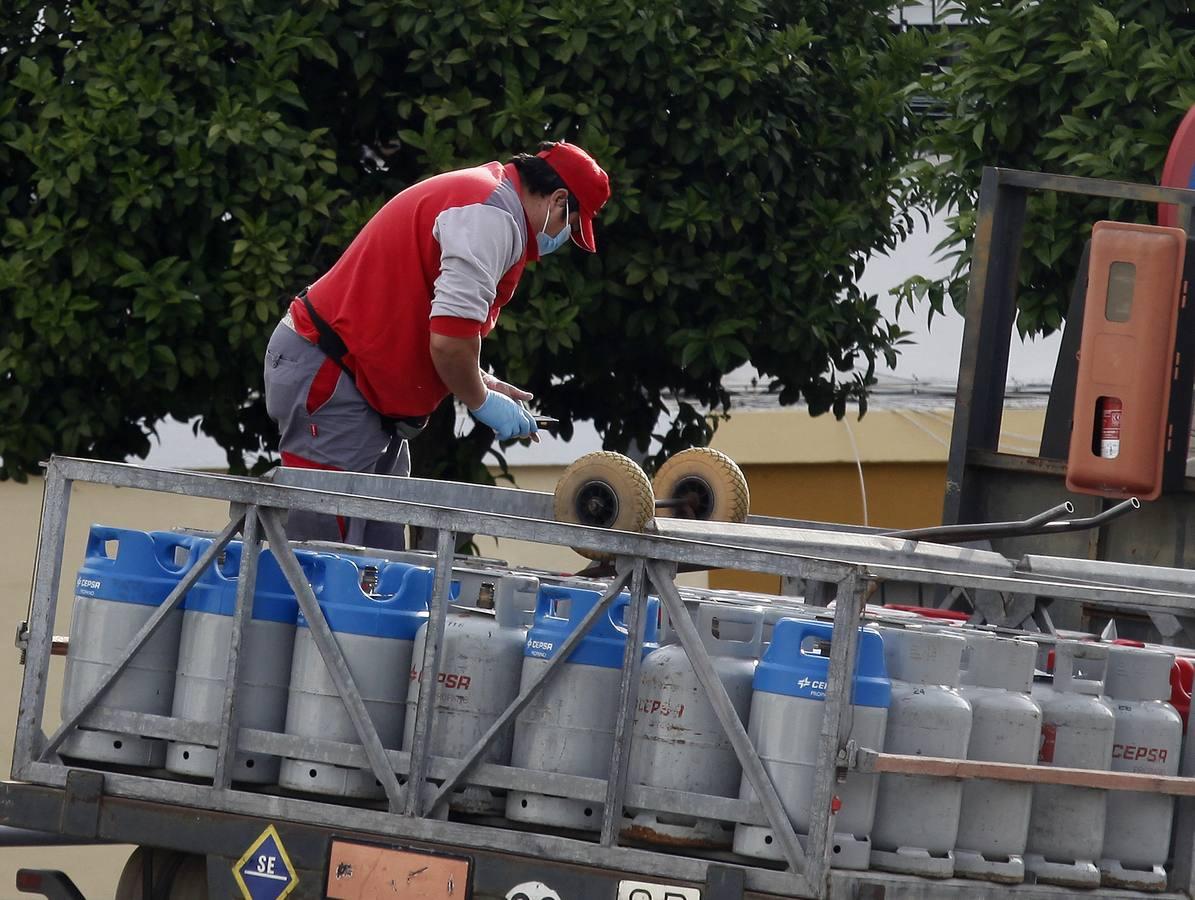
10, 455, 1195, 899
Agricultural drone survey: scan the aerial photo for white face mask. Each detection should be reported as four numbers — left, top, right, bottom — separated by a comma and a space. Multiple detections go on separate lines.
537, 198, 571, 255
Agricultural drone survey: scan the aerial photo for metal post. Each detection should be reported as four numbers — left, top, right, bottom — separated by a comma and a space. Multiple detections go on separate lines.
259, 509, 405, 811
427, 570, 633, 812
804, 574, 865, 895
943, 167, 1028, 526
211, 507, 260, 790
599, 558, 650, 845
14, 464, 74, 774
40, 514, 245, 760
646, 560, 812, 886
403, 529, 456, 817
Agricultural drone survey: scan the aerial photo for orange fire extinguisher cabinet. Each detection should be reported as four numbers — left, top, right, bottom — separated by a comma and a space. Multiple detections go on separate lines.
1066, 221, 1188, 500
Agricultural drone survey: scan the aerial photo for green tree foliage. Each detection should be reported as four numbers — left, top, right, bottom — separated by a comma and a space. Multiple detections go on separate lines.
904, 1, 1195, 335
1, 0, 932, 482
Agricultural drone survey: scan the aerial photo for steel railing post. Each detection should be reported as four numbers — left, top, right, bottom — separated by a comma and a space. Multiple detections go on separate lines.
14, 463, 73, 775
403, 529, 456, 817
599, 558, 650, 845
211, 507, 261, 790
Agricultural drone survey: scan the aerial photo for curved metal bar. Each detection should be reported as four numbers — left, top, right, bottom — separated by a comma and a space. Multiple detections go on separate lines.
886, 501, 1075, 543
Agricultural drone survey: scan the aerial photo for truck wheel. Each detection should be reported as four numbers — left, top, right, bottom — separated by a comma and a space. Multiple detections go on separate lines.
114, 848, 208, 900
653, 448, 749, 523
553, 451, 655, 561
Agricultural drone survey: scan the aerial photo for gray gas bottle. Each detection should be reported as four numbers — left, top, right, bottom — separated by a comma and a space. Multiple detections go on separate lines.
165, 544, 307, 783
954, 633, 1041, 884
1099, 645, 1182, 891
506, 585, 659, 832
402, 573, 539, 814
623, 602, 764, 848
1025, 641, 1116, 889
61, 527, 202, 767
733, 618, 890, 871
278, 556, 430, 799
870, 626, 972, 879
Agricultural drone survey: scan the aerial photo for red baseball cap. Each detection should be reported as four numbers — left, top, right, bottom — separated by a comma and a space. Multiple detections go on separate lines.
537, 142, 610, 252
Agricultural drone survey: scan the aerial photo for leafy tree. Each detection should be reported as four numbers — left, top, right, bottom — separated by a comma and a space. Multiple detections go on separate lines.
1, 0, 933, 483
903, 0, 1195, 335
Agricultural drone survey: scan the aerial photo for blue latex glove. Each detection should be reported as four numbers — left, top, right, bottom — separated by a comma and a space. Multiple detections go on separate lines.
470, 390, 539, 440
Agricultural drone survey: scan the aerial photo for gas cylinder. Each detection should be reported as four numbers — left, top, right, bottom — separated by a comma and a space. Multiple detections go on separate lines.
870, 626, 972, 878
278, 557, 431, 798
61, 527, 203, 767
1025, 641, 1116, 888
623, 603, 764, 848
165, 544, 311, 783
954, 633, 1041, 884
1100, 645, 1182, 891
402, 573, 540, 814
732, 618, 890, 871
505, 585, 659, 831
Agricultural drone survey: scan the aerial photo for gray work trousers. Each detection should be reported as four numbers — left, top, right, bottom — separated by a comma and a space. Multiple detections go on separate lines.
263, 322, 411, 550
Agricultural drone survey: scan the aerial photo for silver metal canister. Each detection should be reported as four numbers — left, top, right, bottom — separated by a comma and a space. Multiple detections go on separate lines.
61, 527, 201, 767
165, 544, 305, 783
402, 573, 539, 813
278, 557, 431, 799
623, 602, 763, 848
1100, 644, 1182, 891
870, 626, 972, 879
954, 633, 1041, 884
506, 585, 659, 831
732, 618, 890, 870
1026, 641, 1116, 888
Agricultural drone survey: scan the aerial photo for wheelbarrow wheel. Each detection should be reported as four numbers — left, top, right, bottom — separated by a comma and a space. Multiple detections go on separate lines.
553, 451, 655, 561
653, 448, 749, 523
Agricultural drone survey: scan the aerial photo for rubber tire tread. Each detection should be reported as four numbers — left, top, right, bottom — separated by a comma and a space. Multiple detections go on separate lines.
652, 447, 750, 523
553, 451, 655, 561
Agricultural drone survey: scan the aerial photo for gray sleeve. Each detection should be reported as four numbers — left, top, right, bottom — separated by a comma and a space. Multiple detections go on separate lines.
431, 204, 522, 322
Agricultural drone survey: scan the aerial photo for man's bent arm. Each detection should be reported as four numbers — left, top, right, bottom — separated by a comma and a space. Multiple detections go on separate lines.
430, 333, 487, 410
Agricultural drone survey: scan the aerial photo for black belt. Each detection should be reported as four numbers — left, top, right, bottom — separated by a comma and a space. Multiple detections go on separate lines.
297, 288, 429, 435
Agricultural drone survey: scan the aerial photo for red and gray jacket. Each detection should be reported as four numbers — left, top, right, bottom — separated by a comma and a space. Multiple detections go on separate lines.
290, 161, 540, 418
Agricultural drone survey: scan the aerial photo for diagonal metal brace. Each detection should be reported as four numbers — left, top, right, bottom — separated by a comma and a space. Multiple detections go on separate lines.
211, 507, 261, 790
42, 514, 245, 760
260, 509, 405, 811
646, 560, 809, 877
403, 529, 457, 817
427, 568, 633, 813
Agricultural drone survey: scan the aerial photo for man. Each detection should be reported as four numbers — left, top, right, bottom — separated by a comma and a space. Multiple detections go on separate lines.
263, 141, 611, 547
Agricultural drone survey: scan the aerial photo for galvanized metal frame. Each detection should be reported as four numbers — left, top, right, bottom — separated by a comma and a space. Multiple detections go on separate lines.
16, 455, 1195, 899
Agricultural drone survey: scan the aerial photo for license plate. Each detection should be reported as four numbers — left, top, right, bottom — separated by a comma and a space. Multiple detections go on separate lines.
326, 839, 471, 899
617, 881, 701, 900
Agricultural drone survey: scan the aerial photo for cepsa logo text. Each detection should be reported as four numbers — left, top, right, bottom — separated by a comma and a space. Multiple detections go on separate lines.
1113, 743, 1169, 763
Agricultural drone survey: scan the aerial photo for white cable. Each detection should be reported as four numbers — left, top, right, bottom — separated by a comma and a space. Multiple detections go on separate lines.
843, 417, 869, 527
920, 408, 1039, 448
893, 409, 950, 449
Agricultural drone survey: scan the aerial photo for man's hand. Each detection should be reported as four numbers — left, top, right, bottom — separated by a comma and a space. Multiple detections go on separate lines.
469, 390, 540, 442
482, 372, 533, 402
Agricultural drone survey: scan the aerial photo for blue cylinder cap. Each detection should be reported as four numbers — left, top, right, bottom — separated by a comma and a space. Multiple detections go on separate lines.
753, 618, 890, 708
74, 527, 206, 607
182, 541, 317, 625
524, 585, 660, 669
297, 556, 431, 640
